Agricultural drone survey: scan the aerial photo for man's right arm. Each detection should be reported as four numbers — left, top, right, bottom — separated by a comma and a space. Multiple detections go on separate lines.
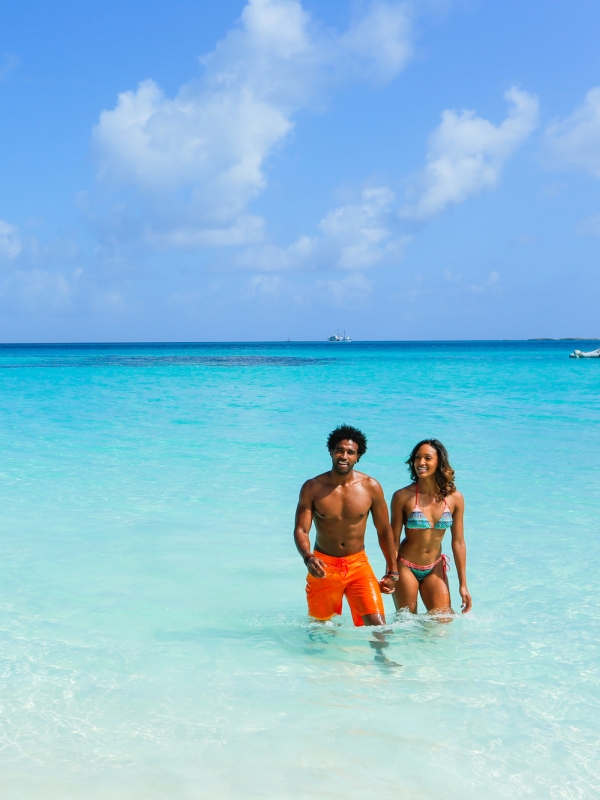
293, 481, 326, 578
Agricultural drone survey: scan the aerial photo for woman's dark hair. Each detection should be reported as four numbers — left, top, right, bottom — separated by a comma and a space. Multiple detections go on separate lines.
327, 425, 367, 457
406, 439, 456, 498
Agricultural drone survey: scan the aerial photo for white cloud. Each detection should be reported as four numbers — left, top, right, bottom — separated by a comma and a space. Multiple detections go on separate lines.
246, 273, 285, 298
143, 215, 266, 249
92, 290, 128, 313
92, 0, 413, 248
576, 213, 600, 237
339, 1, 413, 81
242, 269, 372, 309
314, 271, 373, 307
401, 87, 539, 220
467, 269, 500, 294
237, 186, 408, 271
318, 187, 404, 269
0, 220, 22, 259
546, 88, 600, 178
0, 53, 18, 83
0, 268, 74, 311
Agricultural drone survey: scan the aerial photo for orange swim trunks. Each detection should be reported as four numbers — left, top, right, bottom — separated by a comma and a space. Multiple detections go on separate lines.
306, 549, 384, 627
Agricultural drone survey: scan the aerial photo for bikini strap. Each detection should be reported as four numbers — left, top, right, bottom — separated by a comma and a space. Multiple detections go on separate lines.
415, 484, 418, 507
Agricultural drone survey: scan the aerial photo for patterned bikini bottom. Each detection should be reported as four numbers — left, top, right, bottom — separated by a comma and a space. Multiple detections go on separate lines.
400, 553, 450, 582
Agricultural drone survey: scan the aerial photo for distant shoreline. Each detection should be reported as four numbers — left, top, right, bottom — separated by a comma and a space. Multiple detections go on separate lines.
527, 338, 600, 341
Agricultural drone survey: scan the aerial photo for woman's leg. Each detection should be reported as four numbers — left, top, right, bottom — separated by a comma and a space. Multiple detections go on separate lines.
419, 560, 451, 614
393, 564, 420, 613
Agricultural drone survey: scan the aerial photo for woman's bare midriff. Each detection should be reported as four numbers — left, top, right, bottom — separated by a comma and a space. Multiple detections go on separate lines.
398, 528, 444, 565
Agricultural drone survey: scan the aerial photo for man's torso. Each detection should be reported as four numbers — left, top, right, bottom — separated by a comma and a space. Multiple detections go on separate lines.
310, 471, 374, 557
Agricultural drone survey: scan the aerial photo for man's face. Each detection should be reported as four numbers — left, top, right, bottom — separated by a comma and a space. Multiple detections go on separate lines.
330, 439, 360, 474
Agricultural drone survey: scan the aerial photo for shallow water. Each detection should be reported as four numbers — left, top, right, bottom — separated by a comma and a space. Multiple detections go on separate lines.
0, 341, 598, 798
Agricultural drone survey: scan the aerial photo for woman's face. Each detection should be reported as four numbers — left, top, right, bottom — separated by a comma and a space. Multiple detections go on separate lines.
413, 444, 438, 479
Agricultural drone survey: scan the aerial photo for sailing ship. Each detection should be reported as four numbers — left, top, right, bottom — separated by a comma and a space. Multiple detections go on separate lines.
327, 330, 351, 342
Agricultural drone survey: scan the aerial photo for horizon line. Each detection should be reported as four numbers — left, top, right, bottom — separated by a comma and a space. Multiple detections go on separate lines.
0, 338, 598, 346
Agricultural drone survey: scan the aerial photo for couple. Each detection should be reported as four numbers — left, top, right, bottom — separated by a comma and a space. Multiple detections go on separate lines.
294, 425, 472, 626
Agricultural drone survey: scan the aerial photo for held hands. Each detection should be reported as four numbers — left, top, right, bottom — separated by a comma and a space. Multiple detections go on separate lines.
460, 585, 472, 613
305, 555, 327, 578
304, 556, 400, 594
379, 574, 397, 594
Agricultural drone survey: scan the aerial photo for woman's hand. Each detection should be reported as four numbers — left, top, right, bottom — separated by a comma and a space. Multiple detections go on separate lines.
459, 585, 472, 613
379, 575, 397, 594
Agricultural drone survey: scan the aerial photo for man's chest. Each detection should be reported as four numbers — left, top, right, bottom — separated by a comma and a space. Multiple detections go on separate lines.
313, 487, 371, 520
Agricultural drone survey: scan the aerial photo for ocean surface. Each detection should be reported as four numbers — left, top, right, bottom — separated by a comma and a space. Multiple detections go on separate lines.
0, 340, 598, 799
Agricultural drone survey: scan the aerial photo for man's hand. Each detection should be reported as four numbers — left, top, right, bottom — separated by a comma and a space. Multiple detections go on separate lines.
306, 556, 327, 578
459, 585, 472, 613
379, 575, 396, 594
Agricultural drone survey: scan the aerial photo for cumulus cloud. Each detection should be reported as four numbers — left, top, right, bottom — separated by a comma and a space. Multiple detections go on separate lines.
401, 87, 539, 220
0, 220, 22, 259
0, 53, 19, 83
546, 88, 600, 178
143, 215, 266, 249
92, 0, 413, 247
243, 269, 372, 310
576, 213, 600, 237
246, 273, 285, 298
339, 1, 412, 81
318, 187, 404, 269
0, 268, 76, 315
467, 269, 500, 294
314, 271, 372, 307
237, 186, 408, 272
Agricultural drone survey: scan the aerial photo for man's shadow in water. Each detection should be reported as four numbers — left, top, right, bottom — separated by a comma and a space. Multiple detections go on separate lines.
304, 621, 402, 670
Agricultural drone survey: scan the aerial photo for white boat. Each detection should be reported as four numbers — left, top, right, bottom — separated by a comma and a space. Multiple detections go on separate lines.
327, 330, 352, 342
570, 348, 600, 358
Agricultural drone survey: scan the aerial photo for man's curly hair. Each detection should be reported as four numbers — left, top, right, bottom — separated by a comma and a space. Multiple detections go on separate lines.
327, 425, 367, 457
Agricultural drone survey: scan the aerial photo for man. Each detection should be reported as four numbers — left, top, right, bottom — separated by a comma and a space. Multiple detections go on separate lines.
293, 425, 398, 626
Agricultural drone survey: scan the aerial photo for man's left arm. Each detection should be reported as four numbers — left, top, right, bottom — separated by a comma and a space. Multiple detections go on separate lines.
370, 481, 398, 594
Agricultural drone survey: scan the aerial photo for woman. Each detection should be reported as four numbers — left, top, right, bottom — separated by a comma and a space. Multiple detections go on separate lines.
391, 439, 472, 615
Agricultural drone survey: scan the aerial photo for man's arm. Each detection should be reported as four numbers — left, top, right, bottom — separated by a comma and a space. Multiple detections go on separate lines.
370, 481, 398, 594
449, 492, 472, 613
293, 481, 326, 578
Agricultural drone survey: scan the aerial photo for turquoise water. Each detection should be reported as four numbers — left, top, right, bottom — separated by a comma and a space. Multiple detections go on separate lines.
0, 341, 599, 799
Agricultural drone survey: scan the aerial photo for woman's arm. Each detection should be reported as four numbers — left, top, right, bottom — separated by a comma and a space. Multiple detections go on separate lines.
390, 490, 407, 555
369, 481, 397, 594
450, 492, 472, 613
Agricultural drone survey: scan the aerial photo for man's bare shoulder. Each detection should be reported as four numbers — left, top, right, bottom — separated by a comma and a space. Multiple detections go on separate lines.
353, 472, 385, 495
340, 469, 383, 497
302, 472, 332, 491
303, 471, 379, 490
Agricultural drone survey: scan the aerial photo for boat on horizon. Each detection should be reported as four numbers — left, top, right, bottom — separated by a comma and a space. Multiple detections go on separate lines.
327, 330, 351, 342
569, 348, 600, 358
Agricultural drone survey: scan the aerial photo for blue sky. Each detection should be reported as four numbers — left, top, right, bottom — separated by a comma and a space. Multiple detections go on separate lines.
0, 0, 599, 342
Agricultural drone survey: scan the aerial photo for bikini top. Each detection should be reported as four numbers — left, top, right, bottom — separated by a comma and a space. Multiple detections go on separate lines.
406, 486, 453, 530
